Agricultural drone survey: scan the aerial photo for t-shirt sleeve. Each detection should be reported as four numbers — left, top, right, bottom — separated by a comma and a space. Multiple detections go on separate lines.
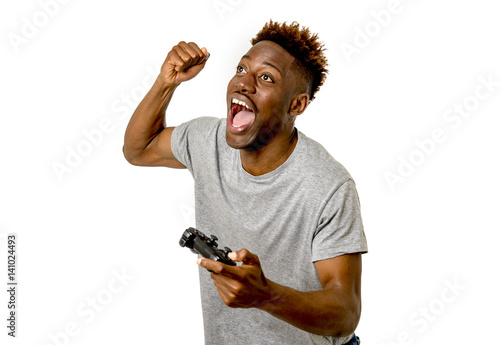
311, 179, 368, 262
170, 116, 220, 174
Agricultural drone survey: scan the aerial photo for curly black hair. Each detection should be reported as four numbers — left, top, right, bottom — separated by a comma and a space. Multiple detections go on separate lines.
251, 20, 328, 101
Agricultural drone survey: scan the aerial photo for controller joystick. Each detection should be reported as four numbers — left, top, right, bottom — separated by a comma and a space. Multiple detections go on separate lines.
179, 227, 236, 266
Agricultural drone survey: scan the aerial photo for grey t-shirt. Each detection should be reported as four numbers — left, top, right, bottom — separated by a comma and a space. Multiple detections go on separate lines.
171, 117, 368, 345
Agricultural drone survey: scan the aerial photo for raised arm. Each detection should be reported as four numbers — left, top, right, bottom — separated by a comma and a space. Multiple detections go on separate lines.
123, 41, 209, 167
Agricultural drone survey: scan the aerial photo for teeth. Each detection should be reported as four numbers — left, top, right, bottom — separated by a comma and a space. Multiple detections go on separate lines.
232, 98, 252, 111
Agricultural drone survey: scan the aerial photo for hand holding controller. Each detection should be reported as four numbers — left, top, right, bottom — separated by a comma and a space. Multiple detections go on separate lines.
179, 227, 236, 266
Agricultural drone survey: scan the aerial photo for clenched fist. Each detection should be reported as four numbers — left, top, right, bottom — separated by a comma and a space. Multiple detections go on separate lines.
160, 41, 209, 86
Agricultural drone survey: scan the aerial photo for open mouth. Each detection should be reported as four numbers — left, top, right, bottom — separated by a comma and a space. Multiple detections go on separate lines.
230, 98, 255, 129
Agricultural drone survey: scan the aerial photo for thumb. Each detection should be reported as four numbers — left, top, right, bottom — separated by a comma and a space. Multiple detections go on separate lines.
228, 249, 260, 265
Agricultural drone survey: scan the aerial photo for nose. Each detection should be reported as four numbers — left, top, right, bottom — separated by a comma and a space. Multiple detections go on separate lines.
236, 73, 256, 94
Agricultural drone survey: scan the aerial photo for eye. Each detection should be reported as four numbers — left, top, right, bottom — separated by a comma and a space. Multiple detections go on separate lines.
260, 74, 274, 83
236, 65, 246, 74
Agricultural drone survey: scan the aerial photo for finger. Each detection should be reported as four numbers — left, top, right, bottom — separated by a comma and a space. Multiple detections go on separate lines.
211, 275, 239, 307
172, 45, 196, 71
178, 41, 207, 66
211, 271, 240, 291
197, 258, 245, 280
197, 257, 224, 273
167, 50, 188, 72
184, 42, 207, 64
229, 249, 260, 266
211, 273, 242, 300
201, 47, 209, 60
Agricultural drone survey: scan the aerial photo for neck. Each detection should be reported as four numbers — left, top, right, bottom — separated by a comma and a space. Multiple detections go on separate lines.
240, 128, 298, 176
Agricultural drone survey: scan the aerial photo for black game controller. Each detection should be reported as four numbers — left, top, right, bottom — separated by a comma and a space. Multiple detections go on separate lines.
179, 227, 236, 266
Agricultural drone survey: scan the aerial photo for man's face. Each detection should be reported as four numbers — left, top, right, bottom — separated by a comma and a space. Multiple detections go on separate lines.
226, 40, 299, 150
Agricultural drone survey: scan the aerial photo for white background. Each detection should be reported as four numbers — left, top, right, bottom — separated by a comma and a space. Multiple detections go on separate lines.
1, 0, 499, 344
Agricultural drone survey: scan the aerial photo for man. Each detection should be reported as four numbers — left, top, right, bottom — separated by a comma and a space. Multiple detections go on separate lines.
123, 20, 368, 345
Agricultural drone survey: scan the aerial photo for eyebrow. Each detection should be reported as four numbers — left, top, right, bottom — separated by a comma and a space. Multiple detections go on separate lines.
241, 54, 283, 77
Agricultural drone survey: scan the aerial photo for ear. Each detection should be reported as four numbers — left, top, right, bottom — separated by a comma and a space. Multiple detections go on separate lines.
289, 93, 310, 116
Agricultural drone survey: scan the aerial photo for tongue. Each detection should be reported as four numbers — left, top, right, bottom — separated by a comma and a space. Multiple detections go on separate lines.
233, 110, 255, 128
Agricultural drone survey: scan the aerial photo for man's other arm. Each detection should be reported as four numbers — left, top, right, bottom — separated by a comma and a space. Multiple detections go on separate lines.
198, 251, 362, 337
